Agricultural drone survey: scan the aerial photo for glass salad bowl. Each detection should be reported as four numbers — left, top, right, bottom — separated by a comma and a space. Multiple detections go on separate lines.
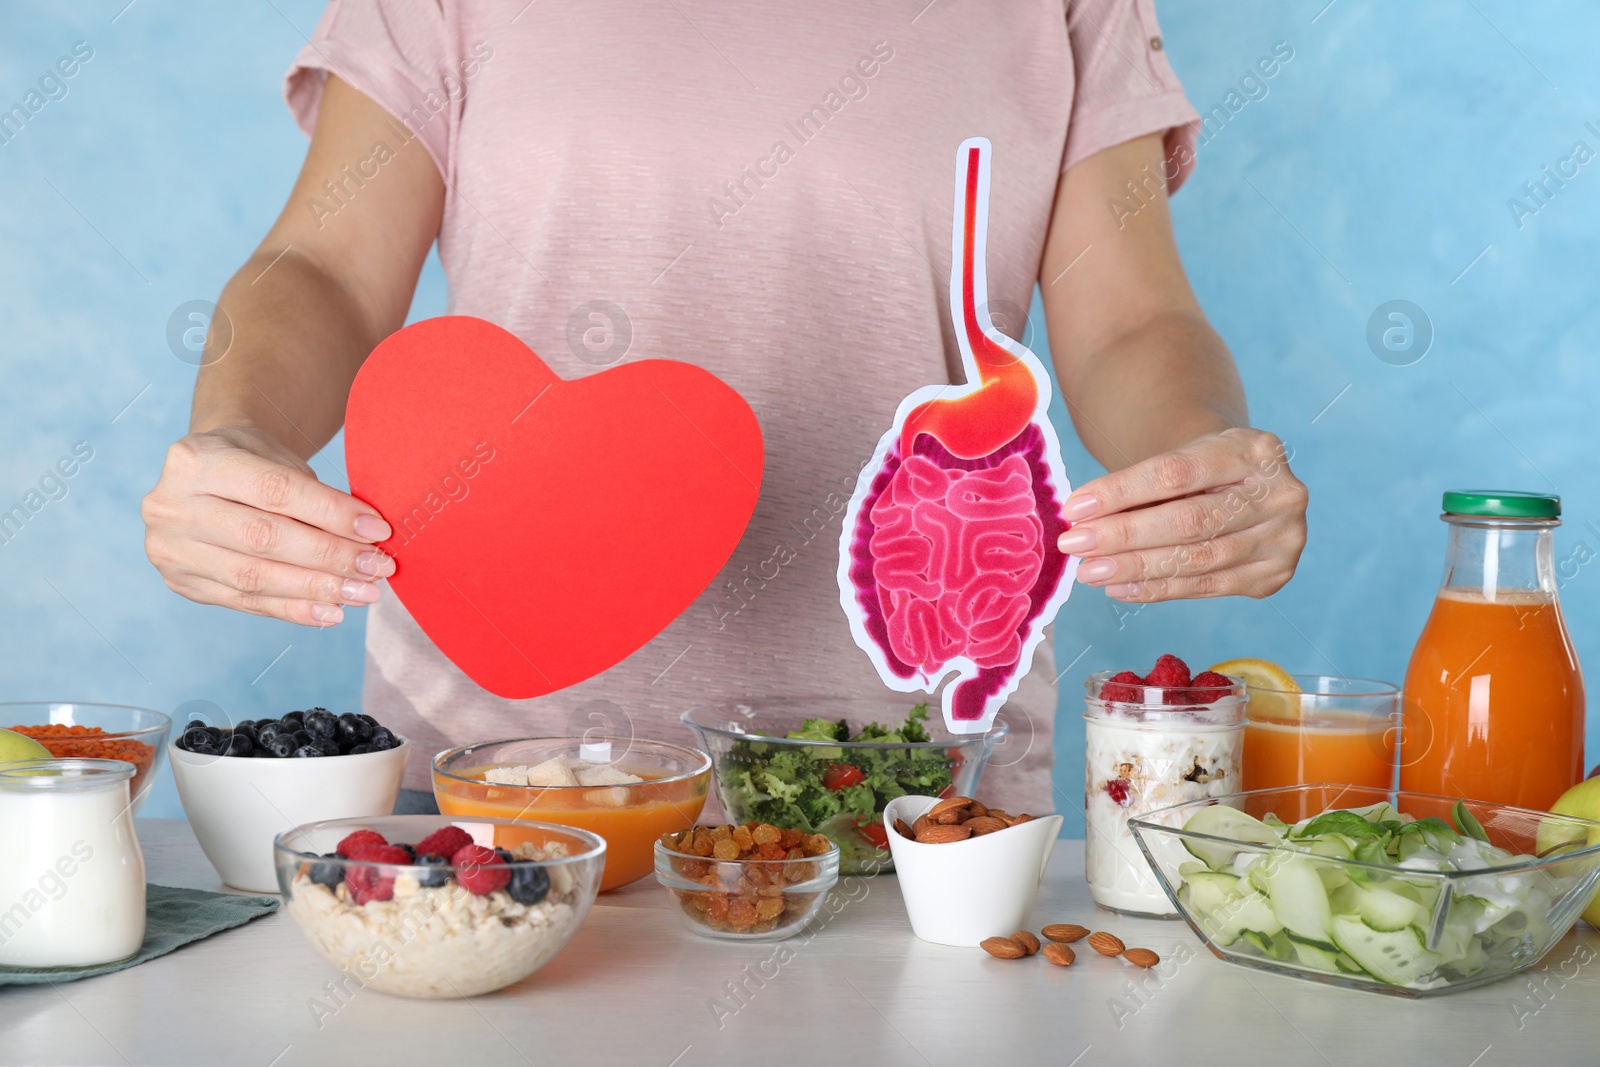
681, 700, 1008, 876
1129, 784, 1600, 998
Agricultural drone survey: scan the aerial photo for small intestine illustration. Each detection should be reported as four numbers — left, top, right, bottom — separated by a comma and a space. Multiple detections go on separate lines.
838, 137, 1077, 734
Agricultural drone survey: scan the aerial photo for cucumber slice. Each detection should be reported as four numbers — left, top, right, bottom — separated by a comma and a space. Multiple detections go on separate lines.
1306, 835, 1354, 861
1178, 860, 1211, 879
1242, 929, 1293, 961
1218, 889, 1283, 940
1329, 916, 1442, 986
1351, 882, 1422, 932
1262, 856, 1335, 944
1181, 805, 1282, 870
1290, 938, 1343, 973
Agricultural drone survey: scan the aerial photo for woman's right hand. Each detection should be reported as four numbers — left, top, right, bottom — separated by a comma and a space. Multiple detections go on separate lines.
141, 425, 395, 626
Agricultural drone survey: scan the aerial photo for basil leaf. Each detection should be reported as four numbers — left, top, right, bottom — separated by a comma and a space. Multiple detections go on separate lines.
1453, 800, 1491, 843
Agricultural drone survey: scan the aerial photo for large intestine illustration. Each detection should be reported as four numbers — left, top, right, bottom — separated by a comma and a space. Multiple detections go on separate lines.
838, 137, 1077, 735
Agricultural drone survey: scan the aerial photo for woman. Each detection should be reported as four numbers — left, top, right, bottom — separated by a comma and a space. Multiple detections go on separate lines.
141, 0, 1307, 816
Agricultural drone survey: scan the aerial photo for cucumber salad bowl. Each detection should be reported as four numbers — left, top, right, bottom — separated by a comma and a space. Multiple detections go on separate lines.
1129, 784, 1600, 998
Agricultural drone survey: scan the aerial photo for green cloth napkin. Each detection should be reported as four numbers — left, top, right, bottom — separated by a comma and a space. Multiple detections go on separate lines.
0, 883, 279, 985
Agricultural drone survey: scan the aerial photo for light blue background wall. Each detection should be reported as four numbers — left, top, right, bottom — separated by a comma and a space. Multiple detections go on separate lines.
1, 2, 1596, 832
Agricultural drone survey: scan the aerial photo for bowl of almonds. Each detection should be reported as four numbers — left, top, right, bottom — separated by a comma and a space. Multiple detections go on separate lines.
883, 794, 1064, 947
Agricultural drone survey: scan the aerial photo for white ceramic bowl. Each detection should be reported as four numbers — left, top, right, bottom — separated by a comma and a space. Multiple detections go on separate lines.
883, 794, 1064, 946
169, 739, 409, 892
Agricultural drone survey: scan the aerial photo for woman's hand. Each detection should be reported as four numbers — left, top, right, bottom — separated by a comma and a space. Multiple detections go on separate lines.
141, 425, 395, 626
1055, 427, 1307, 602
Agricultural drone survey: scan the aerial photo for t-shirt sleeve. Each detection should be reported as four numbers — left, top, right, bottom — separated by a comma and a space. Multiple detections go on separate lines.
283, 0, 464, 181
1062, 0, 1201, 192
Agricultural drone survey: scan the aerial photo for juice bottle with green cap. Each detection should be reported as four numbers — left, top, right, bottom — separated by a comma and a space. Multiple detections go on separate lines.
1400, 490, 1585, 810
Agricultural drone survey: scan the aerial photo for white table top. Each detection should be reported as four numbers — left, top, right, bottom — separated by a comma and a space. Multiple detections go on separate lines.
2, 819, 1596, 1066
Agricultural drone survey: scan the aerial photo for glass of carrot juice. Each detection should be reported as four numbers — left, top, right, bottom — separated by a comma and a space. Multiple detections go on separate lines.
1241, 676, 1400, 798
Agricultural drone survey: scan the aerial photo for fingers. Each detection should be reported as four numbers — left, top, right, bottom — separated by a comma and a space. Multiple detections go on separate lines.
1102, 558, 1295, 603
194, 498, 396, 581
1058, 489, 1254, 559
187, 542, 384, 607
169, 575, 352, 627
1075, 527, 1265, 588
1062, 427, 1284, 522
194, 439, 392, 543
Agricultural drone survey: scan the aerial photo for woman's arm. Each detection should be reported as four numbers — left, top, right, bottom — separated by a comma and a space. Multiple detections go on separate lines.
142, 75, 445, 625
1038, 133, 1307, 602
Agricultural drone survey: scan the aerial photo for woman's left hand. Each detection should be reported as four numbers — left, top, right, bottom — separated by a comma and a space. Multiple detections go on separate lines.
1054, 427, 1307, 602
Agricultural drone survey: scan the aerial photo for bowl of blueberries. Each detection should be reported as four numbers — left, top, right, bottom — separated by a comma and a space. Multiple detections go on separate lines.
169, 707, 409, 892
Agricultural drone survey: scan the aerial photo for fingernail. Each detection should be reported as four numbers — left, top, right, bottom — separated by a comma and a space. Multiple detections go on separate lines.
1105, 583, 1141, 599
354, 514, 392, 541
310, 603, 344, 624
1064, 494, 1099, 521
1077, 558, 1116, 583
355, 551, 393, 577
340, 579, 381, 604
1058, 527, 1097, 555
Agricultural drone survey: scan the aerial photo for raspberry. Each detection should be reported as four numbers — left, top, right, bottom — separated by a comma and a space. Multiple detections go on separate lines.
451, 843, 511, 895
1192, 671, 1232, 690
343, 844, 411, 905
412, 826, 474, 860
1145, 653, 1192, 690
335, 829, 387, 858
1101, 670, 1145, 704
1106, 778, 1131, 806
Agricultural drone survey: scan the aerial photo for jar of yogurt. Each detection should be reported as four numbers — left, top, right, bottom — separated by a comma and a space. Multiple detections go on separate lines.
1083, 671, 1245, 917
0, 759, 146, 968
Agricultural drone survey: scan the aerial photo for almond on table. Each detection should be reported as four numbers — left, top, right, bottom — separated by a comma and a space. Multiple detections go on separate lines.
980, 935, 1026, 959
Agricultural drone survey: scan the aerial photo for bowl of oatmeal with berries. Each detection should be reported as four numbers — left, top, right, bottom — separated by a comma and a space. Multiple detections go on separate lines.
274, 814, 605, 998
655, 822, 839, 941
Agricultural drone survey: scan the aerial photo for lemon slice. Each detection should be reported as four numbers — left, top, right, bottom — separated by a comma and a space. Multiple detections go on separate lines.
1208, 658, 1301, 721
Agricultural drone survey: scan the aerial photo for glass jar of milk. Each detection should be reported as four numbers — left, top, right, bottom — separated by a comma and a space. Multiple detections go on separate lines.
0, 759, 146, 968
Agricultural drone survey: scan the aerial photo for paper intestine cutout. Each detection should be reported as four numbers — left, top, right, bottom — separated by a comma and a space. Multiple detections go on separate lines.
838, 137, 1077, 734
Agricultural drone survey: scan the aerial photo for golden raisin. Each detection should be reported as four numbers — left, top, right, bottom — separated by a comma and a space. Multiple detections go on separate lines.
755, 897, 785, 920
728, 899, 759, 927
752, 823, 781, 846
712, 838, 741, 861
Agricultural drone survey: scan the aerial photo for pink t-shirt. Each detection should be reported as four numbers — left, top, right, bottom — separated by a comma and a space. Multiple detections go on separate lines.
285, 0, 1199, 813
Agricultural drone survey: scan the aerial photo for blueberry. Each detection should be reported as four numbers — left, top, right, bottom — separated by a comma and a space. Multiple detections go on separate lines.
266, 734, 297, 758
304, 709, 337, 740
292, 730, 313, 747
279, 713, 303, 732
414, 853, 450, 888
345, 743, 372, 755
235, 723, 258, 743
314, 738, 340, 757
396, 844, 416, 860
369, 728, 395, 752
257, 722, 285, 745
236, 719, 257, 733
291, 744, 323, 758
506, 864, 550, 906
221, 732, 254, 757
180, 727, 210, 751
358, 713, 380, 730
308, 854, 344, 889
336, 711, 373, 745
191, 740, 222, 756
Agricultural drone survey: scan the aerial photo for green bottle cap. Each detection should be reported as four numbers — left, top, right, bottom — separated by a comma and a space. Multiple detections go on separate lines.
1442, 490, 1560, 519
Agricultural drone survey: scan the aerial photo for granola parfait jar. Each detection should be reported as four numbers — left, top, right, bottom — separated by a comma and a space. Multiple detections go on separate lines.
1083, 670, 1245, 917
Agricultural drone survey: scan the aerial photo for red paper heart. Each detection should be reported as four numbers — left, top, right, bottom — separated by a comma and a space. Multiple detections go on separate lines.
344, 316, 763, 698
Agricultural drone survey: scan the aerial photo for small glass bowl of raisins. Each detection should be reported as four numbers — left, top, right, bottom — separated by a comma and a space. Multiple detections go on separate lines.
655, 823, 839, 941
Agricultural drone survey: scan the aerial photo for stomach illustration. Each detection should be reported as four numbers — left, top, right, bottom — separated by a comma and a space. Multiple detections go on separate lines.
838, 137, 1075, 733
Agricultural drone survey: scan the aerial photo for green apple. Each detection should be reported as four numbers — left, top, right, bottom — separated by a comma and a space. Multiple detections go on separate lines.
0, 727, 52, 765
1549, 777, 1600, 928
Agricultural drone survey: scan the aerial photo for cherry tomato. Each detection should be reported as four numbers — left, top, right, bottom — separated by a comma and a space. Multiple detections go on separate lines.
856, 818, 889, 850
822, 763, 865, 790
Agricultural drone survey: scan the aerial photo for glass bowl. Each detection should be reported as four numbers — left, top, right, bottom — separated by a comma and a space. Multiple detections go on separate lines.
274, 814, 605, 998
1129, 784, 1600, 997
655, 831, 839, 941
0, 702, 171, 815
682, 700, 1009, 876
431, 736, 710, 892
